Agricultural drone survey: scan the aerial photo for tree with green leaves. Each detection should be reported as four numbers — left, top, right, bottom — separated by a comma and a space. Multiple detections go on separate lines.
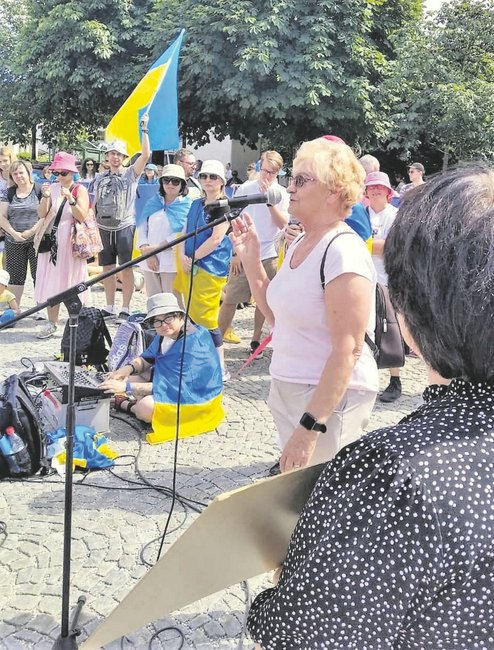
384, 0, 494, 168
0, 0, 153, 150
144, 0, 422, 156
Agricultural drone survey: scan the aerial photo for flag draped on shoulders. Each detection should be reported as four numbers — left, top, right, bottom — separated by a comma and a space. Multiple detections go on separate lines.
106, 30, 185, 156
136, 193, 191, 233
146, 325, 224, 445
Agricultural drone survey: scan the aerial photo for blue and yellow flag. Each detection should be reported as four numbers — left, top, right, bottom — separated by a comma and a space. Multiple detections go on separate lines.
106, 30, 185, 156
146, 325, 225, 445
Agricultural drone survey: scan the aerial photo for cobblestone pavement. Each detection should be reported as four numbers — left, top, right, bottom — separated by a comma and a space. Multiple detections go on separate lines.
0, 279, 428, 649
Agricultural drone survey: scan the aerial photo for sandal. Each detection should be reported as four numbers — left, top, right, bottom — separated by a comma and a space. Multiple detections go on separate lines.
113, 394, 137, 414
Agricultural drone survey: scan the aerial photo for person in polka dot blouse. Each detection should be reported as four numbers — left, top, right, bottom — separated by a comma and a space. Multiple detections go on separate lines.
247, 164, 494, 649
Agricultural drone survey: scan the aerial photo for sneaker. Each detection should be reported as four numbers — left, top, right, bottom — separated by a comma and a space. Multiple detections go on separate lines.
116, 310, 130, 324
222, 369, 231, 382
34, 309, 48, 321
268, 461, 281, 476
379, 379, 402, 403
250, 340, 263, 359
101, 309, 115, 319
37, 323, 58, 339
223, 327, 241, 344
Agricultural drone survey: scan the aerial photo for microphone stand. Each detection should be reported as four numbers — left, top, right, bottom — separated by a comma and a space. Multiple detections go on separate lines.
0, 204, 241, 648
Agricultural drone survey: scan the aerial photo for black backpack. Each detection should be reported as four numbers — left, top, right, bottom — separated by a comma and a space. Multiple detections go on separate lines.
61, 307, 112, 369
319, 232, 405, 370
0, 374, 45, 478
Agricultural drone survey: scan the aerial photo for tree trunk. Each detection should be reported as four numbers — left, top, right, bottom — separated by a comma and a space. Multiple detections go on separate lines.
31, 125, 37, 160
442, 146, 449, 171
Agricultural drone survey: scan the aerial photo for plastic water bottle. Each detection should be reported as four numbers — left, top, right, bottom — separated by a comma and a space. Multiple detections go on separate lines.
4, 426, 32, 475
0, 432, 21, 474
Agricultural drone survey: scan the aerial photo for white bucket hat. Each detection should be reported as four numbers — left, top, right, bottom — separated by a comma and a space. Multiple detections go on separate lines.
0, 269, 10, 286
199, 160, 226, 184
145, 293, 184, 323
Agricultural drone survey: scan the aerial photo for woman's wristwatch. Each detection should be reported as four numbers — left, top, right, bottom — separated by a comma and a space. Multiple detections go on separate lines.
128, 361, 138, 375
299, 412, 327, 433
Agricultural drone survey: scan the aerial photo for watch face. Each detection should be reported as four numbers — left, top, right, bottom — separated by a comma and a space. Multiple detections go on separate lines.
300, 412, 316, 430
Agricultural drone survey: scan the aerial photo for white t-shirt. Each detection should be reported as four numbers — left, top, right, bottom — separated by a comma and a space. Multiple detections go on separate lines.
369, 203, 397, 286
236, 180, 289, 260
266, 225, 379, 393
136, 204, 176, 273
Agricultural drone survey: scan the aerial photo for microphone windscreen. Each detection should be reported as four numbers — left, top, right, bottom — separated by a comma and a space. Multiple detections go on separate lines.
267, 186, 283, 206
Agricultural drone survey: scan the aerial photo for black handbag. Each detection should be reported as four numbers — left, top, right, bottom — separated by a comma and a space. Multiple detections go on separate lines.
38, 197, 67, 261
38, 231, 54, 253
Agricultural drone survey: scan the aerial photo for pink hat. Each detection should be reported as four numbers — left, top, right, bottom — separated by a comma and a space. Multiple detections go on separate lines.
49, 152, 79, 173
365, 171, 392, 191
321, 134, 346, 145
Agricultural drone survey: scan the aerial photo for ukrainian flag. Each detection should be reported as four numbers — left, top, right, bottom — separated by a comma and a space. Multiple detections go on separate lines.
106, 30, 185, 156
146, 325, 225, 445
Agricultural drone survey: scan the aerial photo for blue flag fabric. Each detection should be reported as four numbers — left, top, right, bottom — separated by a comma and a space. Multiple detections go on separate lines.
106, 29, 185, 155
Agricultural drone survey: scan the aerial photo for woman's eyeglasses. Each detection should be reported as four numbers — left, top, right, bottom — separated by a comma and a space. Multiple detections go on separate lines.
52, 171, 71, 177
161, 177, 181, 186
198, 173, 220, 181
152, 313, 180, 327
86, 162, 94, 167
291, 175, 316, 188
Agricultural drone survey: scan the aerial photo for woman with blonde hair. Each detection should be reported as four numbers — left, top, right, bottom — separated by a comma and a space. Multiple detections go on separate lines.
231, 137, 378, 471
0, 147, 17, 201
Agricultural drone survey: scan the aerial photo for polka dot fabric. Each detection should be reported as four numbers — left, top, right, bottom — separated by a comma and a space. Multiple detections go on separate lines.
247, 379, 494, 649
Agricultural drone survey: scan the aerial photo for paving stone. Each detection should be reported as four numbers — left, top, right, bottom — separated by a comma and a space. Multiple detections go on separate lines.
0, 280, 428, 648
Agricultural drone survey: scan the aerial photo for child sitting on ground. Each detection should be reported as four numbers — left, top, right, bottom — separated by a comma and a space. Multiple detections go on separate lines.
0, 270, 19, 326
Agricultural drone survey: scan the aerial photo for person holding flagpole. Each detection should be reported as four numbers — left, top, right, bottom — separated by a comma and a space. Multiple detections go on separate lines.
93, 114, 151, 323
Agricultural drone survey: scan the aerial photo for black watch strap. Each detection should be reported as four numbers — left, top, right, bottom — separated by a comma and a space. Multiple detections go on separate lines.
299, 412, 327, 433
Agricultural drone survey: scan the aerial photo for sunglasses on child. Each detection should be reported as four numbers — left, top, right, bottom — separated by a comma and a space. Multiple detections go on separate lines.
198, 173, 220, 181
161, 177, 182, 186
51, 171, 71, 177
152, 313, 181, 327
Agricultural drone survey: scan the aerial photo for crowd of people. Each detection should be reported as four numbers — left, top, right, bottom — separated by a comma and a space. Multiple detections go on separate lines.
1, 130, 493, 647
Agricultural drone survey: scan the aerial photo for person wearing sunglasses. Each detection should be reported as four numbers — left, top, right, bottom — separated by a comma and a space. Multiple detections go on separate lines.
80, 158, 97, 182
178, 159, 233, 378
230, 137, 378, 473
100, 292, 224, 442
136, 164, 192, 300
23, 152, 91, 339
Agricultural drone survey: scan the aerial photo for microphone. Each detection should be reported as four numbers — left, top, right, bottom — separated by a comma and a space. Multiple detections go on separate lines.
205, 186, 283, 211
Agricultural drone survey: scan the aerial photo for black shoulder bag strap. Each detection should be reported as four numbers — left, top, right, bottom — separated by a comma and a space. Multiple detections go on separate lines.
319, 230, 376, 355
48, 196, 68, 265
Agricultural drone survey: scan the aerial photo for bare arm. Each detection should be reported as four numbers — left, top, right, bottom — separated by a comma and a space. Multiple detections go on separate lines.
280, 272, 374, 472
371, 239, 385, 256
61, 184, 89, 223
193, 221, 230, 260
131, 114, 151, 177
0, 202, 22, 240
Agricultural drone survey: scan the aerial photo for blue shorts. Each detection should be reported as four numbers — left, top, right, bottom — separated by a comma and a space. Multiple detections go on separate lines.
98, 225, 135, 266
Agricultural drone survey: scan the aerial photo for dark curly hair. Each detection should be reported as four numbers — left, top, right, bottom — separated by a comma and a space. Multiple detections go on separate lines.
385, 163, 494, 381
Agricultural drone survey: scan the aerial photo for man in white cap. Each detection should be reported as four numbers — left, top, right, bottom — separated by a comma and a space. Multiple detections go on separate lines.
93, 114, 151, 322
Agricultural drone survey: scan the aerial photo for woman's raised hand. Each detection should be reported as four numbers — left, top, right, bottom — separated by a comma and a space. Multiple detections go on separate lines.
230, 212, 260, 263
